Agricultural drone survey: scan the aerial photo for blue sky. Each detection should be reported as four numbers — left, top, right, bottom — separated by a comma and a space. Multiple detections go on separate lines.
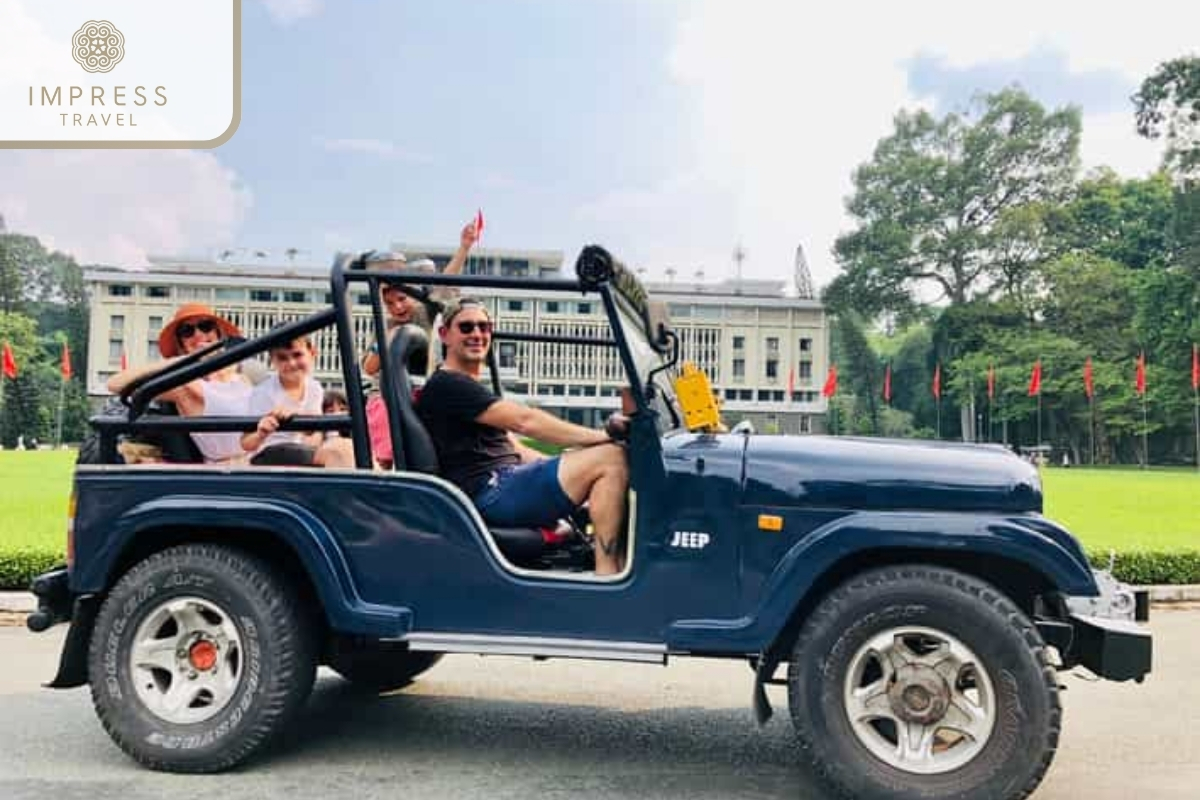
221, 0, 693, 263
0, 0, 1188, 289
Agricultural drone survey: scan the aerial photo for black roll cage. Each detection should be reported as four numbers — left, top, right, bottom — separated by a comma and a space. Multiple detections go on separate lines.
98, 246, 666, 471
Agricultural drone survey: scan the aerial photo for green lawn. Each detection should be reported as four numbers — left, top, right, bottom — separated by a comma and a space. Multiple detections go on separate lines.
1041, 468, 1200, 552
0, 450, 74, 556
0, 451, 1196, 585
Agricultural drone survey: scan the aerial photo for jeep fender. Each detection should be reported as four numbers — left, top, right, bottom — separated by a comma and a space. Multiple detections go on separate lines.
667, 511, 1098, 654
74, 495, 412, 638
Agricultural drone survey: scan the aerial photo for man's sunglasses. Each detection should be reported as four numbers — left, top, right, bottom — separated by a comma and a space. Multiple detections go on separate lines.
177, 319, 219, 339
456, 320, 493, 335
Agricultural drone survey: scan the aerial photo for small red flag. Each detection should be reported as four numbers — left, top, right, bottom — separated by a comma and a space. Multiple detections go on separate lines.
786, 365, 795, 397
821, 364, 838, 398
474, 208, 485, 243
932, 362, 941, 400
883, 363, 892, 403
1083, 357, 1094, 399
1192, 343, 1198, 391
1028, 360, 1042, 397
1135, 352, 1146, 396
2, 342, 16, 379
987, 363, 995, 400
60, 341, 72, 381
120, 350, 129, 371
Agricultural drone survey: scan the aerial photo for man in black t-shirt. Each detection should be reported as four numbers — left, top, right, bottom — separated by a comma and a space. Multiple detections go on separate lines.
417, 299, 630, 575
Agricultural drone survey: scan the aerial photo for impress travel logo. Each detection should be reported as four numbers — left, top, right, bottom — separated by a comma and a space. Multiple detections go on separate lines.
72, 20, 126, 74
1, 1, 241, 148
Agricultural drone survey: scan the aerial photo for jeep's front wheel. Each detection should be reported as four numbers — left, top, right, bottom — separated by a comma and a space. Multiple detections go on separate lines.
88, 544, 317, 773
788, 565, 1060, 800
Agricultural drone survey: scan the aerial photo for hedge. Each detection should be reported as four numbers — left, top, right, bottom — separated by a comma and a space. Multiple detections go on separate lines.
0, 549, 64, 591
2, 545, 1198, 592
1086, 550, 1200, 587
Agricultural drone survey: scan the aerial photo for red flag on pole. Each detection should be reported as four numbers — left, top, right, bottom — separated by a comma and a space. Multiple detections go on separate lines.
883, 363, 892, 403
931, 362, 941, 400
786, 365, 795, 398
120, 349, 128, 371
2, 342, 16, 379
1192, 343, 1198, 391
60, 341, 72, 380
1135, 352, 1146, 396
987, 363, 995, 400
474, 208, 485, 244
1027, 360, 1042, 397
821, 364, 838, 398
1083, 357, 1094, 399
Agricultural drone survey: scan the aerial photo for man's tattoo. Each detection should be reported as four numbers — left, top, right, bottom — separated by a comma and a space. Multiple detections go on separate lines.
598, 536, 622, 556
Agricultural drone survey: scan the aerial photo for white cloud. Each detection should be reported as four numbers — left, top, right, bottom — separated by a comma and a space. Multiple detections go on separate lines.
0, 150, 252, 266
317, 137, 434, 164
259, 0, 322, 26
590, 0, 1192, 291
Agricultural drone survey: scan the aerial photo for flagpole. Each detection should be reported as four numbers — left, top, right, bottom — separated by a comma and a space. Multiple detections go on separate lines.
1193, 384, 1199, 472
1142, 393, 1152, 470
1036, 392, 1042, 453
1089, 394, 1096, 467
55, 376, 65, 448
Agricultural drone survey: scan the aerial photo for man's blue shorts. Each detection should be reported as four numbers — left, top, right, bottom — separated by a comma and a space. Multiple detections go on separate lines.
471, 456, 578, 528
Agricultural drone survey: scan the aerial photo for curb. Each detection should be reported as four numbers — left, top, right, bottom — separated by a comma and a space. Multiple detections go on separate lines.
5, 586, 1200, 616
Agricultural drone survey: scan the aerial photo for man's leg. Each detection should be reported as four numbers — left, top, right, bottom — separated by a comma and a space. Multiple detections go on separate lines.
557, 444, 629, 575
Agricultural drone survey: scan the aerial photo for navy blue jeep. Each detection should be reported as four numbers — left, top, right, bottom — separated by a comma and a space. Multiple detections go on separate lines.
27, 246, 1151, 800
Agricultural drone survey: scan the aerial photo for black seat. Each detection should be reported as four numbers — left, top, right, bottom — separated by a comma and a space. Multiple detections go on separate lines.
383, 326, 581, 569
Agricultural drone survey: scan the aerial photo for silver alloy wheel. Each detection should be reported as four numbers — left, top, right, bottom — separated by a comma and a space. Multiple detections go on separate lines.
129, 596, 244, 725
843, 625, 996, 774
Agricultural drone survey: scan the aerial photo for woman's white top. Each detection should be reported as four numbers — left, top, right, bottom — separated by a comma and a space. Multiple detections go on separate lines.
191, 378, 252, 462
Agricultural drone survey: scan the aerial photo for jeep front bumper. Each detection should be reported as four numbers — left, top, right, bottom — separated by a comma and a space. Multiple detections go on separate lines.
1069, 612, 1152, 682
1047, 570, 1153, 683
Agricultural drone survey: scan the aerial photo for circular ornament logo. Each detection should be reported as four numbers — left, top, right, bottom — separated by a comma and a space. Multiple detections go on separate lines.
72, 21, 125, 73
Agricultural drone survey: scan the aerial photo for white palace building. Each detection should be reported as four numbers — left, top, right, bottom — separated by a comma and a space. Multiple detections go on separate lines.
84, 244, 831, 434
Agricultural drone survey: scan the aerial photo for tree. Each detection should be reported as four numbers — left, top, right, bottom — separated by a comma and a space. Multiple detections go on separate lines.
833, 87, 1081, 318
1134, 56, 1200, 178
1040, 254, 1136, 356
1044, 170, 1176, 270
0, 313, 40, 447
830, 311, 883, 434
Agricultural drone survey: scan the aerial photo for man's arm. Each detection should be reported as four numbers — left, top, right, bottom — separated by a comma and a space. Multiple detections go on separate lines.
441, 219, 480, 277
479, 399, 610, 448
508, 433, 548, 464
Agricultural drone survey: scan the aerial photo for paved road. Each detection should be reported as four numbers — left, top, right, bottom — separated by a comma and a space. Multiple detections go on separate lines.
1, 610, 1196, 800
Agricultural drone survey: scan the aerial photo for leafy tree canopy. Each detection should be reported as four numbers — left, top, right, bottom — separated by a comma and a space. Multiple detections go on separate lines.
833, 87, 1080, 318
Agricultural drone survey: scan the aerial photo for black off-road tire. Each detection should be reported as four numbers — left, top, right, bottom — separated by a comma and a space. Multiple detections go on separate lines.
87, 543, 317, 773
330, 648, 443, 693
787, 565, 1061, 800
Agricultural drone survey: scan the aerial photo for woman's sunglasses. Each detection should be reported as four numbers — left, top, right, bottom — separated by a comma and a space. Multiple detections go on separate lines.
456, 320, 493, 335
177, 319, 219, 339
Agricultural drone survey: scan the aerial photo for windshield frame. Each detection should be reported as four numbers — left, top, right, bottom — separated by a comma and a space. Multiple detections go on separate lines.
611, 291, 684, 430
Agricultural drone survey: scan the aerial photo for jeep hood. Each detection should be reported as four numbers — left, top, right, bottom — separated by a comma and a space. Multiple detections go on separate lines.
742, 435, 1042, 514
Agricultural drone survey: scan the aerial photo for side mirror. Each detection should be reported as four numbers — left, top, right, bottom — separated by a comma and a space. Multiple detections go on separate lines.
731, 420, 755, 435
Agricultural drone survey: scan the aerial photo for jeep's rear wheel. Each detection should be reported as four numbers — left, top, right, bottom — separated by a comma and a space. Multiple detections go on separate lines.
88, 544, 317, 773
329, 647, 443, 692
787, 565, 1060, 800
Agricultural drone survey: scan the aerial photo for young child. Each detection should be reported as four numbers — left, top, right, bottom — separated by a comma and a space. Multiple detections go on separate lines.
361, 218, 479, 379
321, 388, 348, 442
241, 336, 328, 466
322, 388, 348, 415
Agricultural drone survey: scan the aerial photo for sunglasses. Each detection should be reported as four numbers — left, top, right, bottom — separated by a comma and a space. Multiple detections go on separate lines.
456, 320, 493, 335
177, 319, 219, 339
